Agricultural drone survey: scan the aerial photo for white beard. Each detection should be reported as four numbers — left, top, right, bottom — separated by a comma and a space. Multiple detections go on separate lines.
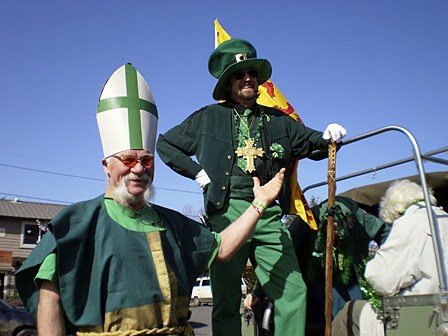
112, 173, 153, 208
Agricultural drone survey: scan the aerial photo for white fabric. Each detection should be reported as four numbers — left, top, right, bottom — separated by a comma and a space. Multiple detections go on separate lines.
138, 111, 157, 155
97, 110, 158, 157
100, 65, 128, 98
322, 123, 347, 143
97, 108, 131, 157
359, 203, 448, 335
99, 64, 156, 105
195, 169, 211, 192
359, 304, 384, 336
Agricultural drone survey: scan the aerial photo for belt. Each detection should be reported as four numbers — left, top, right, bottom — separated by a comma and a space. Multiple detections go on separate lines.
76, 323, 195, 336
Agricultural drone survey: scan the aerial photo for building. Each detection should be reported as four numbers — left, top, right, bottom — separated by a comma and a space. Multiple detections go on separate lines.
0, 198, 65, 299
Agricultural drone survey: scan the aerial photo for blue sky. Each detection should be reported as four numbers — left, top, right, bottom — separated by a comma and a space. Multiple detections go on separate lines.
1, 1, 447, 216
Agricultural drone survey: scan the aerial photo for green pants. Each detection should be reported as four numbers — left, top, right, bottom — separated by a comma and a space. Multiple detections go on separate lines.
209, 199, 307, 336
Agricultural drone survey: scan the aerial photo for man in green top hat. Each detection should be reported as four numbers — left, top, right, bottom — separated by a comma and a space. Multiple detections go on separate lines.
157, 39, 347, 336
15, 63, 286, 336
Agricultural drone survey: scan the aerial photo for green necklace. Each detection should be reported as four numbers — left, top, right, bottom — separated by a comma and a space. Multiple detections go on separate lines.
233, 108, 265, 173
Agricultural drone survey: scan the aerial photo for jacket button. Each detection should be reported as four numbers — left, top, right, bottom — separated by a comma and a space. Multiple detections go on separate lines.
221, 186, 226, 191
225, 171, 230, 176
217, 202, 222, 207
227, 155, 232, 160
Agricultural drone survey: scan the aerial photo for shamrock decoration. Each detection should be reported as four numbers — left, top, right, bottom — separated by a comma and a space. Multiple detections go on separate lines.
270, 143, 285, 159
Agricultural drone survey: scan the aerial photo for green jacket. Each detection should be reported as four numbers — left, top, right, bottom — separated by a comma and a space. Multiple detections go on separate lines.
289, 196, 391, 286
157, 102, 328, 215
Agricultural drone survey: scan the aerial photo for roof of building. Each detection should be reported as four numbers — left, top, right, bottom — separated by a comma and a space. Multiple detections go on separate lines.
0, 198, 66, 220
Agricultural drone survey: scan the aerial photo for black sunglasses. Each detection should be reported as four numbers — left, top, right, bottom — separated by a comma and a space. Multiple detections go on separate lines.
233, 69, 258, 80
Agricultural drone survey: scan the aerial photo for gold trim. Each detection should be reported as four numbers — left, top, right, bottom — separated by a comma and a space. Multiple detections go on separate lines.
76, 322, 195, 335
146, 231, 178, 327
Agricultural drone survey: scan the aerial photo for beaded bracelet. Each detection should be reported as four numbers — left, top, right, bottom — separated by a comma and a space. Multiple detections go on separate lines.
252, 200, 267, 210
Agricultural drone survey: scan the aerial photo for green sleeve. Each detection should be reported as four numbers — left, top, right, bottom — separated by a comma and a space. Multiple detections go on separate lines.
205, 232, 221, 270
287, 117, 328, 160
15, 229, 58, 319
355, 208, 391, 245
35, 252, 59, 289
156, 109, 205, 179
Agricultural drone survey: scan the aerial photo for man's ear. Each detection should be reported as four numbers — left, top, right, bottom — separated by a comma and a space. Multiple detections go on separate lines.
102, 159, 110, 177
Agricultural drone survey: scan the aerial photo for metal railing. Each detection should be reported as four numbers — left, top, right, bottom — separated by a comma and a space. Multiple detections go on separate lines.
304, 125, 448, 295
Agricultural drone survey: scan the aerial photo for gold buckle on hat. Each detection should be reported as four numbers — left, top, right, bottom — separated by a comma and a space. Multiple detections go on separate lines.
235, 53, 247, 62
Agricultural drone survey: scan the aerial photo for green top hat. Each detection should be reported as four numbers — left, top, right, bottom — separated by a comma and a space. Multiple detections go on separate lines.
208, 39, 272, 100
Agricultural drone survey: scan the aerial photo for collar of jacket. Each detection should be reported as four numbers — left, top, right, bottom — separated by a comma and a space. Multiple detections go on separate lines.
227, 99, 258, 114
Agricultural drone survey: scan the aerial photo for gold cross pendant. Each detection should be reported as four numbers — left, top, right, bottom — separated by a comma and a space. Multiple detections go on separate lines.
235, 139, 264, 173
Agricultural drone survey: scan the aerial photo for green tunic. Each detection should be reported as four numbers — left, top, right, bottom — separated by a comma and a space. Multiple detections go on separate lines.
15, 195, 216, 333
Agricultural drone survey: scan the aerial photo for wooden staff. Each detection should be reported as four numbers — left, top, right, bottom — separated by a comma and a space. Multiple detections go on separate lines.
325, 140, 337, 336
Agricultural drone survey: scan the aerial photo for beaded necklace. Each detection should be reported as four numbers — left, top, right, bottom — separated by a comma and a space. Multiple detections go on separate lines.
233, 108, 265, 173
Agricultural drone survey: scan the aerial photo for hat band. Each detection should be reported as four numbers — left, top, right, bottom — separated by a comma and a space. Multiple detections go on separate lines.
97, 97, 157, 117
97, 96, 158, 150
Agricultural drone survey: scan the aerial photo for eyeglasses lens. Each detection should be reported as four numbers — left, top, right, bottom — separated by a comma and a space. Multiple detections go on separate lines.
118, 155, 153, 168
234, 70, 258, 80
139, 156, 154, 168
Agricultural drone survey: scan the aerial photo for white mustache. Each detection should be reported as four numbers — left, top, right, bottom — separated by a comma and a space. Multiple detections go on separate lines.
125, 172, 150, 182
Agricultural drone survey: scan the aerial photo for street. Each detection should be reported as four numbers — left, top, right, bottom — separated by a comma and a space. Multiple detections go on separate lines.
190, 304, 212, 336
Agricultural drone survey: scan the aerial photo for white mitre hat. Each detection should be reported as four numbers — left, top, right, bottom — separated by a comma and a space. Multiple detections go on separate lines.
96, 63, 158, 158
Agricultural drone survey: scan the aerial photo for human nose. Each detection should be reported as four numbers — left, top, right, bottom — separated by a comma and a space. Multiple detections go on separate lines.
243, 71, 257, 83
131, 161, 146, 174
